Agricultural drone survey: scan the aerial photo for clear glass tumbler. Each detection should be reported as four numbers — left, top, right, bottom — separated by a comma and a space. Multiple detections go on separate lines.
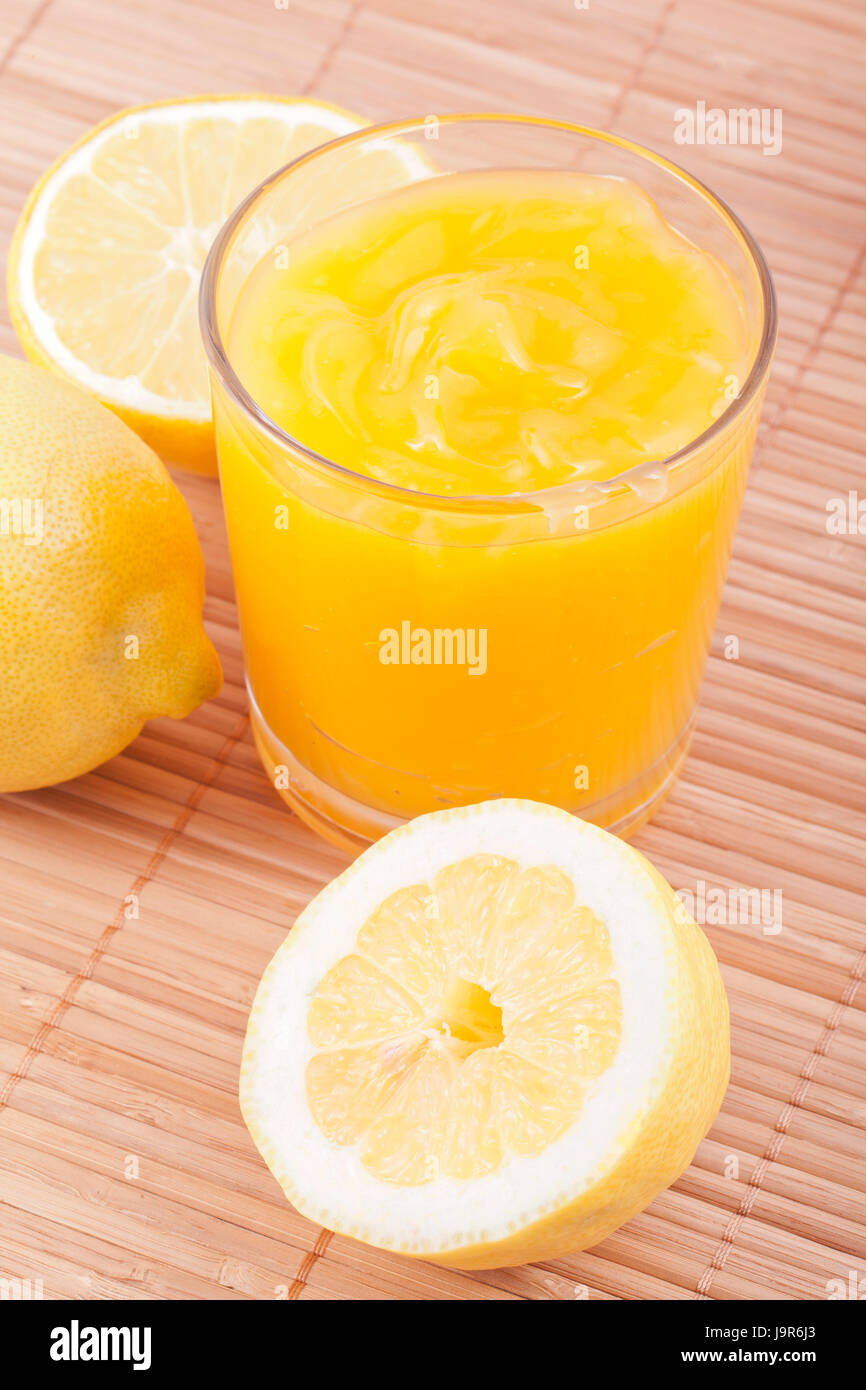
201, 115, 776, 852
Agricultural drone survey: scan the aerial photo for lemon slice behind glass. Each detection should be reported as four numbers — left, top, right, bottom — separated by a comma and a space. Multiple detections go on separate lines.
7, 96, 426, 473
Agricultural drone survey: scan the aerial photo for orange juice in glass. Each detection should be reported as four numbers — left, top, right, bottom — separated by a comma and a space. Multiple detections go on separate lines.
201, 116, 776, 851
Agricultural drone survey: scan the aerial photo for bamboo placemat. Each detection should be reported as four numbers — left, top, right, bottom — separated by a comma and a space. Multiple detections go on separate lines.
0, 0, 864, 1301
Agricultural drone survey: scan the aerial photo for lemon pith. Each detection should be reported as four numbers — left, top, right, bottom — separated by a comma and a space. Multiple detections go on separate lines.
241, 800, 730, 1270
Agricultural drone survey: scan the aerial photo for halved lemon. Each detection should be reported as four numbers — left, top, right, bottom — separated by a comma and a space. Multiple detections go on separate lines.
241, 799, 729, 1270
7, 96, 425, 474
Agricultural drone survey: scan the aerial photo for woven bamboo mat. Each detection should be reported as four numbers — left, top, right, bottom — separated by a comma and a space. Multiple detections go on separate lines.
0, 0, 864, 1302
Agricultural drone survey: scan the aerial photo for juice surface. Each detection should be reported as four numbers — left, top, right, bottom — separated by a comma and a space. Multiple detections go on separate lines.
215, 167, 762, 846
228, 170, 750, 496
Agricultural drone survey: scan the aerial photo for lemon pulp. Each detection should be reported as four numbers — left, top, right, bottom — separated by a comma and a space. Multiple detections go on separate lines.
306, 854, 622, 1185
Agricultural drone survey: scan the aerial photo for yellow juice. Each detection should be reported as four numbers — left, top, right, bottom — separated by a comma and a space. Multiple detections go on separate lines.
213, 165, 765, 847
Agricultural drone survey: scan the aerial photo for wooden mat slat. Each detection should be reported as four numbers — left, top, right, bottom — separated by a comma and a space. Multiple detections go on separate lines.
1, 0, 864, 1299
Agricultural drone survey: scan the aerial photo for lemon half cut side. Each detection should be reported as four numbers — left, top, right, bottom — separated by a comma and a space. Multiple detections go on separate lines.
8, 95, 431, 473
241, 799, 730, 1270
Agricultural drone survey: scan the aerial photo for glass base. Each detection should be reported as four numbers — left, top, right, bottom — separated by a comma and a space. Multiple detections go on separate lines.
249, 686, 693, 855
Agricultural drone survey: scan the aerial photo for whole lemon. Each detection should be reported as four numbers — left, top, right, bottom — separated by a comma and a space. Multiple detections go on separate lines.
0, 354, 222, 792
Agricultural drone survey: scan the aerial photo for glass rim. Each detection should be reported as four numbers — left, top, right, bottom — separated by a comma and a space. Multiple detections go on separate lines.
199, 112, 778, 511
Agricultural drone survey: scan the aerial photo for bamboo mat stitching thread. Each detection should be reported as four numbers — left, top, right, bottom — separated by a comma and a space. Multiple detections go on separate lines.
0, 711, 249, 1114
751, 239, 866, 463
302, 0, 363, 96
605, 0, 679, 130
290, 9, 374, 1290
694, 944, 866, 1298
0, 0, 55, 78
288, 1227, 334, 1300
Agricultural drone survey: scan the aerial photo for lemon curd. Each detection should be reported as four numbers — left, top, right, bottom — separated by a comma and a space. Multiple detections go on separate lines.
213, 160, 766, 847
228, 171, 749, 494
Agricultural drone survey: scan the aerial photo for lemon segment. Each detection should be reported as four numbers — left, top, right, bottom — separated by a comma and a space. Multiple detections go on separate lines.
241, 799, 730, 1269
